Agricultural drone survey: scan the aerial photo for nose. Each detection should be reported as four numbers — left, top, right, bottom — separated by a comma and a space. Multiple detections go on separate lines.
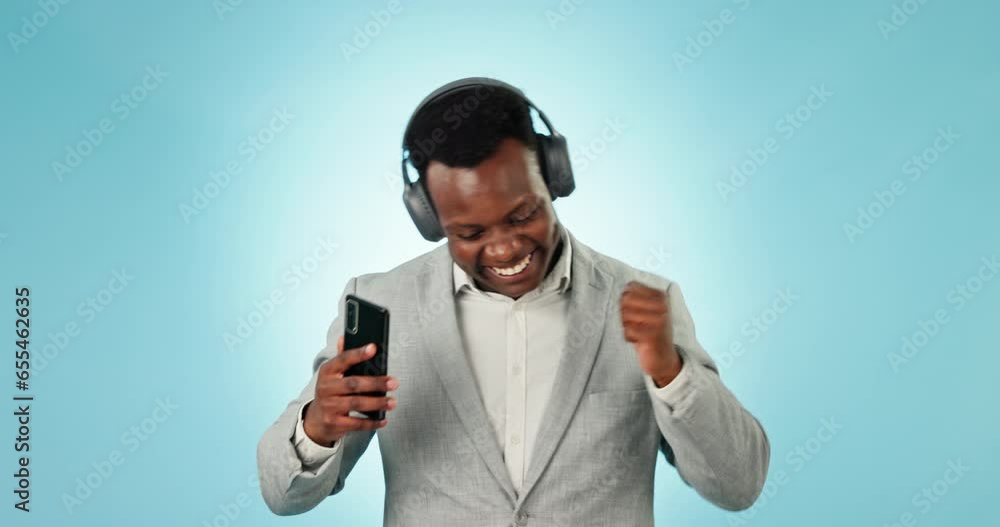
484, 231, 525, 264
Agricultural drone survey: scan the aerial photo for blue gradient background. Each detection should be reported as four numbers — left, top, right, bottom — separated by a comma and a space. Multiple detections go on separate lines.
2, 1, 998, 525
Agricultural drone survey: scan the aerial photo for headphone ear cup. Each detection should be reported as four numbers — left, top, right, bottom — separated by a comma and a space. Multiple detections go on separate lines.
536, 133, 575, 199
403, 181, 445, 242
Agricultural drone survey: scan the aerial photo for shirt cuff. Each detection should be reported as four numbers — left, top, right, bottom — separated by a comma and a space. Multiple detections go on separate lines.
646, 345, 697, 415
293, 400, 341, 468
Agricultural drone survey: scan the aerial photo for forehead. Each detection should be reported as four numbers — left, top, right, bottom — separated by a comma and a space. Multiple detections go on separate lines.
425, 139, 546, 218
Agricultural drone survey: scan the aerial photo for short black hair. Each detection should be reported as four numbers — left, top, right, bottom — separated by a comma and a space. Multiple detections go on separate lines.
404, 83, 539, 182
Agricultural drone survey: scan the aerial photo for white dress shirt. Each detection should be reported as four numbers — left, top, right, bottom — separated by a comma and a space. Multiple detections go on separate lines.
292, 223, 694, 491
449, 224, 573, 492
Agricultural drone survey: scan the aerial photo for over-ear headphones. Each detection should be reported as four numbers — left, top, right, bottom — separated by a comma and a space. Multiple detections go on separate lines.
400, 77, 575, 242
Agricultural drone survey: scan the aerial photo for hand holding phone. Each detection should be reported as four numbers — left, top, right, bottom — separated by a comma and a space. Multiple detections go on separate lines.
302, 296, 395, 447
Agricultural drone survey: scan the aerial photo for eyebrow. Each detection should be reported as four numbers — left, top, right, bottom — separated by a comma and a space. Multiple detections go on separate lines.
445, 197, 537, 231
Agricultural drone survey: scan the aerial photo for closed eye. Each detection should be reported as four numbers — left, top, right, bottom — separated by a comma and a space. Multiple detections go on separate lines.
511, 206, 540, 225
451, 203, 539, 240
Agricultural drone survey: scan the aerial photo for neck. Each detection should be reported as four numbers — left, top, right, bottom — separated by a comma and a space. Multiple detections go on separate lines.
545, 233, 565, 279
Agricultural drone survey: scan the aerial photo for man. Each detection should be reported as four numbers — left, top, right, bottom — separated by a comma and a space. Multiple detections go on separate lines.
257, 78, 770, 526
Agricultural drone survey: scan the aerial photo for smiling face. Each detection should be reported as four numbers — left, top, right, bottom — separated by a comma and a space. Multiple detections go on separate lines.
425, 137, 562, 300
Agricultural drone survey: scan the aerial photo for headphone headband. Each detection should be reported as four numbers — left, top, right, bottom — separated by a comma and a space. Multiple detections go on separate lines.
401, 77, 556, 167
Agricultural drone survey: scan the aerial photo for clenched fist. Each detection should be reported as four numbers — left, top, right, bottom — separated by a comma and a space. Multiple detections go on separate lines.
302, 335, 399, 447
619, 281, 682, 388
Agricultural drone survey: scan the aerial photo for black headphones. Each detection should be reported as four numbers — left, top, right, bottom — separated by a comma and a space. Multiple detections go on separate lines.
400, 77, 575, 242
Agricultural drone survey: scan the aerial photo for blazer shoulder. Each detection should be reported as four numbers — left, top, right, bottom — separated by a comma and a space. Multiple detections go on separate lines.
584, 243, 676, 292
353, 243, 446, 294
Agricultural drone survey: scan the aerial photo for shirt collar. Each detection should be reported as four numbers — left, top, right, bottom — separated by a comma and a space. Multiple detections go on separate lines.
453, 223, 572, 297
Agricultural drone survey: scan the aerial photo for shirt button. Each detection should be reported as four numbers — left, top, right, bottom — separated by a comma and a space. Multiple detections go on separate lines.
511, 435, 521, 445
512, 365, 522, 376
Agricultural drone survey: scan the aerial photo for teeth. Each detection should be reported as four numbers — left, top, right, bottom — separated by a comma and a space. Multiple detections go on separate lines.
489, 252, 532, 277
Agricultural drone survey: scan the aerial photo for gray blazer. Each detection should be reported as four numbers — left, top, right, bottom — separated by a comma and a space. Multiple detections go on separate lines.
257, 229, 769, 526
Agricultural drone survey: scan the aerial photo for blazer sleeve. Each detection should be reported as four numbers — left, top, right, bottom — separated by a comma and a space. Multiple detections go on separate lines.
644, 281, 771, 511
256, 276, 377, 516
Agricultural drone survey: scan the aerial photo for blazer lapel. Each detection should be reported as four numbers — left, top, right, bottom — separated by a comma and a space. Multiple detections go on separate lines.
416, 247, 517, 505
516, 231, 612, 506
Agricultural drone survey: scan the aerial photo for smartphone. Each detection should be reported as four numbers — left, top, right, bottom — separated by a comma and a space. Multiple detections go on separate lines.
343, 294, 390, 420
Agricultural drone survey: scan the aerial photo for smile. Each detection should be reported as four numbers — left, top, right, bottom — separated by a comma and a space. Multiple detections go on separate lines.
487, 251, 533, 277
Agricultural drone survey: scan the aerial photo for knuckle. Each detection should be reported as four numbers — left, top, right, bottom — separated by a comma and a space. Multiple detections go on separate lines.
318, 360, 334, 376
330, 415, 349, 430
330, 397, 348, 415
